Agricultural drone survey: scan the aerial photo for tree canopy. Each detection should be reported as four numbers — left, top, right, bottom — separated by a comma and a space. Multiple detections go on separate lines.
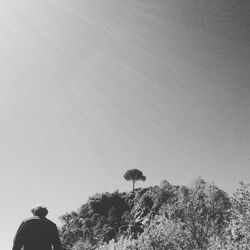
123, 169, 146, 191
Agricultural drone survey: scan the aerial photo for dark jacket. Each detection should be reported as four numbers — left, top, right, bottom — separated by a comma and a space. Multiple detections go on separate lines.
13, 216, 62, 250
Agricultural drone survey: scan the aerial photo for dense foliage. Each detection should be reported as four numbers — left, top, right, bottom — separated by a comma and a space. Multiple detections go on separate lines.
59, 179, 250, 250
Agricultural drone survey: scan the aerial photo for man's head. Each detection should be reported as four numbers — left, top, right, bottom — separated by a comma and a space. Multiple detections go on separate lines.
31, 205, 48, 218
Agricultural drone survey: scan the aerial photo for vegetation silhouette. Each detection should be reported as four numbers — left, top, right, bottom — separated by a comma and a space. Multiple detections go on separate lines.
59, 177, 250, 249
123, 169, 146, 191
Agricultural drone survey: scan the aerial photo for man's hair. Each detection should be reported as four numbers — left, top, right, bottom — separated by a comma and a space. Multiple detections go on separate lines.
31, 205, 48, 218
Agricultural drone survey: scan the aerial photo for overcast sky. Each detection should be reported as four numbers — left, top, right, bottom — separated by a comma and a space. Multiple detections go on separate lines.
1, 0, 250, 248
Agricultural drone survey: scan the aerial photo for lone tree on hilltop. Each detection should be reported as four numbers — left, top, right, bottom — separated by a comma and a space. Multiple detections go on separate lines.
123, 169, 146, 191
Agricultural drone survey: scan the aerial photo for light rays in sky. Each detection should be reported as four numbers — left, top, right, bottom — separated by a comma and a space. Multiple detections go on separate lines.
0, 0, 250, 249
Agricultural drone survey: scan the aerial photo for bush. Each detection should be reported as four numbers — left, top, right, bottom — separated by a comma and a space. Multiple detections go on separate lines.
60, 180, 250, 250
209, 182, 250, 249
96, 216, 195, 250
72, 240, 94, 250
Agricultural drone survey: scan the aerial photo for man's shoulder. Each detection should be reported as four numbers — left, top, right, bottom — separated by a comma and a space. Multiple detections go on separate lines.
22, 216, 39, 223
22, 216, 56, 226
44, 218, 57, 226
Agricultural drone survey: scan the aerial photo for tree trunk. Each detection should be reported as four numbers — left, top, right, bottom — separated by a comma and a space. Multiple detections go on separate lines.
132, 181, 135, 191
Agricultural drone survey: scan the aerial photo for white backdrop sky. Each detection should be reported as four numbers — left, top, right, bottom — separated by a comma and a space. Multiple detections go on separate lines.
1, 0, 250, 248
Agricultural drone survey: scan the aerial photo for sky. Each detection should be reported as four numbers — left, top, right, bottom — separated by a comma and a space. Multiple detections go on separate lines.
0, 0, 250, 248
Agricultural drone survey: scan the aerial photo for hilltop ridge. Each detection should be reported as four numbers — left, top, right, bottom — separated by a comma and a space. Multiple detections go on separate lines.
59, 178, 244, 249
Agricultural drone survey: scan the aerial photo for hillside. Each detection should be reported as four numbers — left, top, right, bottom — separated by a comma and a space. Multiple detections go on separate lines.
58, 178, 250, 250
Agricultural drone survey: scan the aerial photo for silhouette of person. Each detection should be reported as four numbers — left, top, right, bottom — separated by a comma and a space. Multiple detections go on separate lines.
12, 205, 62, 250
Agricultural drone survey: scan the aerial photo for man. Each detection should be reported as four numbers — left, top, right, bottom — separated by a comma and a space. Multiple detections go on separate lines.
13, 205, 62, 250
